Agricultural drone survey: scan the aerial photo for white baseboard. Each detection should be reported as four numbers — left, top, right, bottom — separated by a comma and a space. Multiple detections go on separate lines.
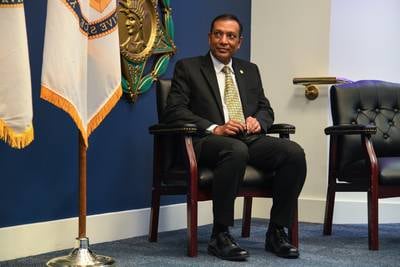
1, 197, 400, 261
0, 202, 215, 261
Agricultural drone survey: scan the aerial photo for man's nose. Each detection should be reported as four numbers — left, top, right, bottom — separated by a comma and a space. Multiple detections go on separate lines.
219, 35, 229, 44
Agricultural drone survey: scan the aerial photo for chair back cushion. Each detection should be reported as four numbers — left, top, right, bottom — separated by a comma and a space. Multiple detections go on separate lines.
156, 79, 172, 120
331, 80, 400, 182
155, 79, 187, 183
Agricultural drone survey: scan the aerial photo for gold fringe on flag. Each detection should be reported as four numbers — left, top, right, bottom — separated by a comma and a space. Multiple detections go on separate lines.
0, 119, 34, 149
87, 85, 122, 137
41, 85, 122, 147
41, 85, 88, 146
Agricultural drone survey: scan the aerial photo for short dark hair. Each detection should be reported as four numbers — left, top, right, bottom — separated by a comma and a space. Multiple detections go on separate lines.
210, 14, 243, 36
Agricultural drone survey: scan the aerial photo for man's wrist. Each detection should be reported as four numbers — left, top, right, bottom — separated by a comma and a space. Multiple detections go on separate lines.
206, 124, 218, 134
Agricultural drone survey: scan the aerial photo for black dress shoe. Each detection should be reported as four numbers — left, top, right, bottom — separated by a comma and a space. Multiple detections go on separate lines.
208, 232, 249, 261
265, 227, 299, 259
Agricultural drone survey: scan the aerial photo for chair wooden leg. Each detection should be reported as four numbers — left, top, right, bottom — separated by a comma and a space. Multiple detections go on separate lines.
368, 191, 379, 250
148, 189, 160, 242
288, 201, 299, 248
323, 185, 336, 235
187, 195, 198, 257
241, 197, 252, 237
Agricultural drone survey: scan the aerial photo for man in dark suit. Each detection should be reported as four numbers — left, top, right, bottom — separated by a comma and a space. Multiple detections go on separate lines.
163, 14, 306, 261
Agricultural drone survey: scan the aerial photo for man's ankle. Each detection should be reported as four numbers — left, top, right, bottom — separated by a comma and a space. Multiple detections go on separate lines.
211, 222, 229, 238
268, 221, 284, 233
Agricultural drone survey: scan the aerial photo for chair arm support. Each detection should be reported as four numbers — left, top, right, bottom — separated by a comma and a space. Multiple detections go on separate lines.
268, 123, 296, 135
149, 123, 199, 135
324, 124, 377, 135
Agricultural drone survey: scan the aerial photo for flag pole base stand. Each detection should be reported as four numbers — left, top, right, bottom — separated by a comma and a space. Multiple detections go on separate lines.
46, 237, 115, 267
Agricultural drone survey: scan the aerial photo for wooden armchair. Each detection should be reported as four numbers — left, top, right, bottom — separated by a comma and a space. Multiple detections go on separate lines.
148, 79, 299, 256
324, 80, 400, 250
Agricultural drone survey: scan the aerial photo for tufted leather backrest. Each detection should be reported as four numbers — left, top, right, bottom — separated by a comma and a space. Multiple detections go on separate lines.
331, 80, 400, 174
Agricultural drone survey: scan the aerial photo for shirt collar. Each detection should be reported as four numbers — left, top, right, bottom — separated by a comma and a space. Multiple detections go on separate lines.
210, 52, 233, 74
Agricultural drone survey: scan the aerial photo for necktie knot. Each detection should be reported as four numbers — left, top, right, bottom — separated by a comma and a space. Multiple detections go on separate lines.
222, 65, 231, 75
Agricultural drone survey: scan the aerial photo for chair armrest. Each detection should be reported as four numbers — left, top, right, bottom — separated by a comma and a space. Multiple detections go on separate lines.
149, 123, 199, 135
268, 123, 296, 135
324, 124, 377, 135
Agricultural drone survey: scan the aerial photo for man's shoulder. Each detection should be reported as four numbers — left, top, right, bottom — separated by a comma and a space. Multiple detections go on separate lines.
232, 57, 258, 68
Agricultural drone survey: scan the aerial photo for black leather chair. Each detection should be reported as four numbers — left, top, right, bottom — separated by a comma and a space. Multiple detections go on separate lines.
148, 79, 299, 256
324, 80, 400, 250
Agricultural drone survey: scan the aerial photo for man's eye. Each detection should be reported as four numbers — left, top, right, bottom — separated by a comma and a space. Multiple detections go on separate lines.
227, 33, 237, 40
213, 31, 238, 40
213, 31, 223, 38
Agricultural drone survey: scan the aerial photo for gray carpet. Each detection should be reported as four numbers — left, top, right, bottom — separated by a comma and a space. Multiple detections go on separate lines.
1, 219, 399, 266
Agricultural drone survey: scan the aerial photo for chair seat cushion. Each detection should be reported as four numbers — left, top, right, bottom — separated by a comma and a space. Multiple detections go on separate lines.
199, 165, 274, 188
340, 157, 400, 185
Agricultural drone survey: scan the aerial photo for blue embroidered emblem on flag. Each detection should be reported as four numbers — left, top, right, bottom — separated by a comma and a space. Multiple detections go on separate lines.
0, 0, 24, 6
65, 0, 118, 38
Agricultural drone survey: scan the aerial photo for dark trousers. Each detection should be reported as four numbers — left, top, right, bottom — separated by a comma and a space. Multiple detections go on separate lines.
195, 134, 306, 228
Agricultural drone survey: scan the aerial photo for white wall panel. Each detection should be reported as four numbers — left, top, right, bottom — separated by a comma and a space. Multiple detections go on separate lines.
330, 0, 400, 82
251, 0, 331, 221
252, 0, 400, 223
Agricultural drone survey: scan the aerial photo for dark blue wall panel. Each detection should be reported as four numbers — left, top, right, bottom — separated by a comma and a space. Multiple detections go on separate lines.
0, 0, 251, 227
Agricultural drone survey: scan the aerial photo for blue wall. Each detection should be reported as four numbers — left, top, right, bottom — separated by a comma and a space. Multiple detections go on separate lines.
0, 0, 251, 228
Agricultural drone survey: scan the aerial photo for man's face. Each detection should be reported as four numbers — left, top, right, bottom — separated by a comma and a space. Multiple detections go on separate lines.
208, 19, 242, 64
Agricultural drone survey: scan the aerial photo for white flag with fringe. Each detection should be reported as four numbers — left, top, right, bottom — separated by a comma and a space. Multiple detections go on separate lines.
0, 0, 34, 149
41, 0, 122, 146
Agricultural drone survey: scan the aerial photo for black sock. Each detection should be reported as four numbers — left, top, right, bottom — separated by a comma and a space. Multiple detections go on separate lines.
212, 222, 228, 237
268, 221, 284, 232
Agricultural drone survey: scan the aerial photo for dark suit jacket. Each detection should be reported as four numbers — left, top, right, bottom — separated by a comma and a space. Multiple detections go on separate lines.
162, 53, 274, 134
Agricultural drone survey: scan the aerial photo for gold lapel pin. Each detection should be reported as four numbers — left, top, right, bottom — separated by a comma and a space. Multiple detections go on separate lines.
240, 69, 244, 74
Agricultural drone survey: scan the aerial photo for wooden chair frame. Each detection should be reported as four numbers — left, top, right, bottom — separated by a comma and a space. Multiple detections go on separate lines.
148, 123, 299, 256
324, 124, 400, 250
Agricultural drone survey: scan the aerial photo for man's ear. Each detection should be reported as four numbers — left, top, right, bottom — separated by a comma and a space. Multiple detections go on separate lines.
237, 36, 243, 49
208, 32, 212, 45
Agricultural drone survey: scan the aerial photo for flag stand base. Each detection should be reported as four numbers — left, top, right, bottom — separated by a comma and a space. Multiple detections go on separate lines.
46, 237, 115, 267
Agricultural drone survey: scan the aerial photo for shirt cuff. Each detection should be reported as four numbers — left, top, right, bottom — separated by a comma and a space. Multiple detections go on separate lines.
206, 124, 218, 134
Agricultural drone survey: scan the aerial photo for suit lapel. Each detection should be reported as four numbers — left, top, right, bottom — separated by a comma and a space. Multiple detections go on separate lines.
200, 54, 224, 119
233, 59, 248, 116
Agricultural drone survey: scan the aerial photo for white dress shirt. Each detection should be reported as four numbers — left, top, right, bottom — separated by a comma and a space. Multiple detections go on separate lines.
207, 52, 244, 132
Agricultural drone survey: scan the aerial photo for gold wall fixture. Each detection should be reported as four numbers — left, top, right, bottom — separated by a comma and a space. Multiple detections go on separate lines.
293, 77, 351, 100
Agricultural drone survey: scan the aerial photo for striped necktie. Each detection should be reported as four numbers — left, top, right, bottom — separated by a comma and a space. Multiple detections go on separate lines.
222, 65, 245, 123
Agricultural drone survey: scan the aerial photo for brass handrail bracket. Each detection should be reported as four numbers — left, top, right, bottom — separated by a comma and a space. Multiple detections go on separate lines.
293, 77, 352, 100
